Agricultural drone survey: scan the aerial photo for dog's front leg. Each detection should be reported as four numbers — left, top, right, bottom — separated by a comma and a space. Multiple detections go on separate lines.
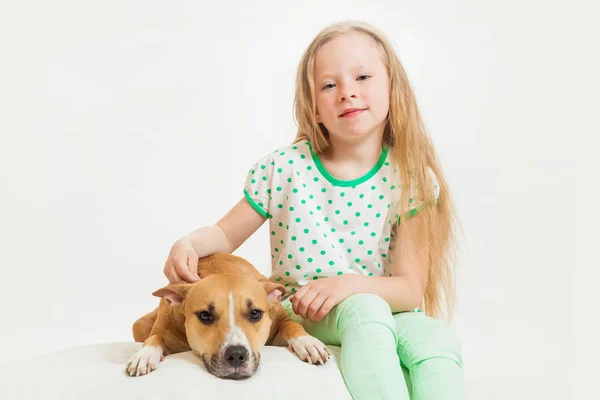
270, 318, 331, 365
125, 334, 166, 377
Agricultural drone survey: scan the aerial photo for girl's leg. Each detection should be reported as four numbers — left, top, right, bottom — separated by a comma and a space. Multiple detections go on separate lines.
285, 294, 410, 400
393, 311, 466, 400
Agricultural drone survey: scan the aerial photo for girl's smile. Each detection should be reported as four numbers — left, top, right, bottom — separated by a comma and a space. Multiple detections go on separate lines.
339, 108, 368, 118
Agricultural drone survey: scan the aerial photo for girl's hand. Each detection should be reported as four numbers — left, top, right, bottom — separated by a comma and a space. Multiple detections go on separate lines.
290, 274, 363, 322
163, 237, 201, 283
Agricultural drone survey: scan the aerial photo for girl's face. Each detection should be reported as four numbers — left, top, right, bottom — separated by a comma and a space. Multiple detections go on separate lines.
313, 32, 390, 145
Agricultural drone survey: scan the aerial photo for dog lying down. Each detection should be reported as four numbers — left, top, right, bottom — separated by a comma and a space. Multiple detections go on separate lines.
127, 252, 330, 379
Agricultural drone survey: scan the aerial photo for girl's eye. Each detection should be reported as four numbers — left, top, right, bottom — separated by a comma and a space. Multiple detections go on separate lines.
322, 83, 336, 90
358, 75, 371, 81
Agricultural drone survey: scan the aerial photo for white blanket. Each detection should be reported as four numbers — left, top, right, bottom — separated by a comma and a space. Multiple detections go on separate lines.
0, 342, 351, 399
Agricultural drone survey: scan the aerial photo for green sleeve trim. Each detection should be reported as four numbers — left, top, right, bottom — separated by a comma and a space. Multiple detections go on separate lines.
403, 204, 426, 220
243, 189, 268, 218
397, 199, 438, 223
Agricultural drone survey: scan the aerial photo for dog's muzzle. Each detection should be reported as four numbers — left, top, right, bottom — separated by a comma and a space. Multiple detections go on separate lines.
201, 345, 260, 380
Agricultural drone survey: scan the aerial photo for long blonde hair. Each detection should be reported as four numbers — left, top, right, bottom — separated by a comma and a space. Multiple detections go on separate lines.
293, 21, 458, 319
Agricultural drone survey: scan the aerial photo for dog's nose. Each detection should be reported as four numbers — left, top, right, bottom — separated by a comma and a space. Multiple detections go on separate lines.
224, 345, 248, 367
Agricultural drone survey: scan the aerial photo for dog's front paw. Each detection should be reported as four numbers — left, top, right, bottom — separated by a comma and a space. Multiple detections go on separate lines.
125, 345, 164, 377
288, 336, 331, 365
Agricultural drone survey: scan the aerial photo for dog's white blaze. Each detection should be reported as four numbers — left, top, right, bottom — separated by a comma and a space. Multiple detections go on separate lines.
229, 291, 235, 328
223, 291, 252, 363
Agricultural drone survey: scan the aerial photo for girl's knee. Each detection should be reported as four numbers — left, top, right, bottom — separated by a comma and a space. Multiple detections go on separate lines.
339, 293, 391, 316
395, 315, 463, 368
336, 293, 395, 330
429, 320, 462, 359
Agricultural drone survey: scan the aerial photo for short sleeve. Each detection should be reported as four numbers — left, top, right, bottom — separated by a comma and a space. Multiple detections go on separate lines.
402, 168, 440, 220
243, 154, 275, 218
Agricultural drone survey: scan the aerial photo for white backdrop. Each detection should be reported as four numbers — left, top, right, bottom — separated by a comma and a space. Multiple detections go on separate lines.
1, 1, 597, 399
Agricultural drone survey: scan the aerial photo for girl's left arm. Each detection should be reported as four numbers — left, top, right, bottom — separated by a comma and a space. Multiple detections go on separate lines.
291, 213, 429, 321
352, 212, 429, 312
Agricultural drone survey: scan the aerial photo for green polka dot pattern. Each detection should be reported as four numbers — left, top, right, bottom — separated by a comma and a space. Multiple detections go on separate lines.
243, 141, 440, 299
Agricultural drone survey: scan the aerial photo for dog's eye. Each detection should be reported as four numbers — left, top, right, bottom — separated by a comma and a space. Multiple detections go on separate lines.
249, 309, 263, 322
196, 311, 214, 324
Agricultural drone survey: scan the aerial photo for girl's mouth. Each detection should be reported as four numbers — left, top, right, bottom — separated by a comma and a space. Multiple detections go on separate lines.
339, 108, 366, 118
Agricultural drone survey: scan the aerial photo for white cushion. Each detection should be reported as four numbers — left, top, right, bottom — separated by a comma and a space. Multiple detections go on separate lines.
0, 342, 351, 399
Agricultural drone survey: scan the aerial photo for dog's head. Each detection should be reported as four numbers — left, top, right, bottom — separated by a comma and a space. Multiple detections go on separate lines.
152, 274, 284, 379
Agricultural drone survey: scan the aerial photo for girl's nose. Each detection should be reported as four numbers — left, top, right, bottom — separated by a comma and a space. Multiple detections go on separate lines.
338, 83, 357, 102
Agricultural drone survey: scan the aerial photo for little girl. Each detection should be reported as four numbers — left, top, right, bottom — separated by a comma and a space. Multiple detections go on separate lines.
163, 21, 465, 400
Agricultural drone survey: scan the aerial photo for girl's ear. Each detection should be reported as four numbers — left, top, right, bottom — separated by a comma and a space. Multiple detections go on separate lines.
315, 110, 321, 123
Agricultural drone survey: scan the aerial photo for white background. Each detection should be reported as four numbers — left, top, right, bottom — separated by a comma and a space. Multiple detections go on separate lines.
1, 1, 597, 399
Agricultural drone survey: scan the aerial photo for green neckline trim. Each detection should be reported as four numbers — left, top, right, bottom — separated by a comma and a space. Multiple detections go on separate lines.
307, 141, 389, 187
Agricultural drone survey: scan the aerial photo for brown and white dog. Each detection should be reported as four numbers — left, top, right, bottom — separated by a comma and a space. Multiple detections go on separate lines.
126, 252, 330, 379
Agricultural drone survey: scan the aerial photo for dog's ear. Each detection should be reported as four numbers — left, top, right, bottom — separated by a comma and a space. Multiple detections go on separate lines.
152, 282, 193, 306
261, 280, 286, 305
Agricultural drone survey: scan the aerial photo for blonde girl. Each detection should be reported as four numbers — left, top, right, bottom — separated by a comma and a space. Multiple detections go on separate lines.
163, 21, 465, 400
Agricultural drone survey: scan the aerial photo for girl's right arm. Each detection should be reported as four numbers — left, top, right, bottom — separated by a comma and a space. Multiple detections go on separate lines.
163, 198, 266, 283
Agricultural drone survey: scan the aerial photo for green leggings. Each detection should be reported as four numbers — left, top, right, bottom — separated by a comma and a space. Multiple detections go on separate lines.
283, 293, 465, 400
